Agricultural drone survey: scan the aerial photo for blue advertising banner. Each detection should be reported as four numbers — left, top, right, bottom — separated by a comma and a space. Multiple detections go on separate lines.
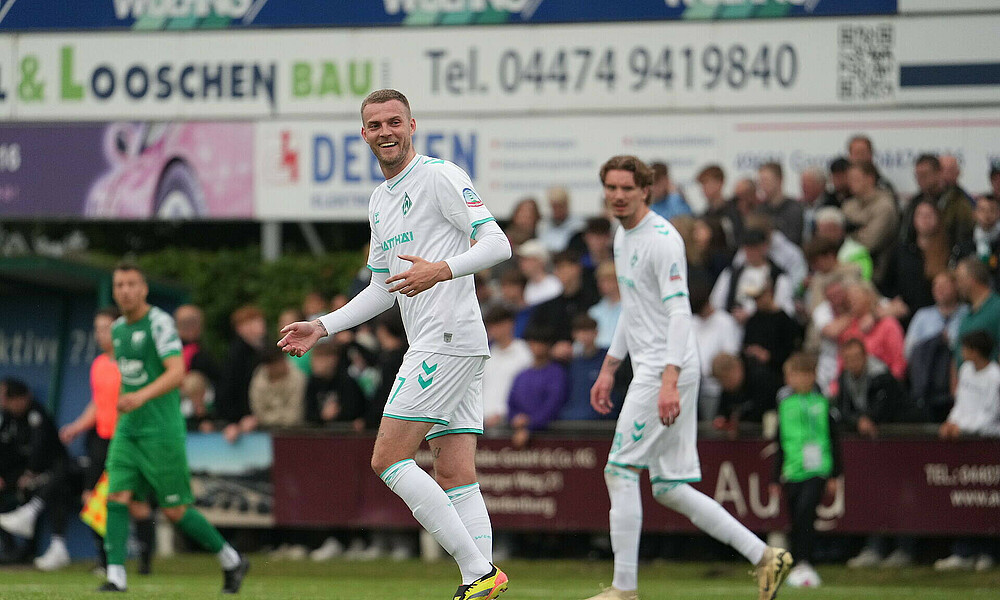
0, 0, 898, 31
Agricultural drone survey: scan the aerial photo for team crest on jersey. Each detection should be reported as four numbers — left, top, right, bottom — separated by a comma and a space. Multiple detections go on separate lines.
402, 193, 412, 216
131, 330, 146, 346
630, 251, 639, 267
463, 188, 483, 208
669, 263, 681, 281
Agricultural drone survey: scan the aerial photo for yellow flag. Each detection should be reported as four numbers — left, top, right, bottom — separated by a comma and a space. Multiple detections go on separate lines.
80, 472, 109, 537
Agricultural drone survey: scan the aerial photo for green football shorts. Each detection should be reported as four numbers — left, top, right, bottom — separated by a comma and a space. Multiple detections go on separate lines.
106, 433, 194, 507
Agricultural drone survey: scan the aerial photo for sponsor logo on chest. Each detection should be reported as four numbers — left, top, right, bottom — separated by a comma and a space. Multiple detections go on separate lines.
381, 231, 415, 252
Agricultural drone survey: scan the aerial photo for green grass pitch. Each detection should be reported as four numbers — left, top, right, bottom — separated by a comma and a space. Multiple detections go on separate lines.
1, 555, 998, 599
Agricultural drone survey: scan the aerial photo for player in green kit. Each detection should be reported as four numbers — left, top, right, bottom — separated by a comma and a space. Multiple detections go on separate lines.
100, 263, 248, 593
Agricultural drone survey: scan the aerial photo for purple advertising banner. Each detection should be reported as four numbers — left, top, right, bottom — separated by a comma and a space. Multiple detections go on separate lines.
0, 122, 254, 219
273, 435, 1000, 536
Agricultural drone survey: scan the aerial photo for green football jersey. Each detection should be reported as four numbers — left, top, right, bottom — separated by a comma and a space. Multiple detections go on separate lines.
111, 305, 185, 438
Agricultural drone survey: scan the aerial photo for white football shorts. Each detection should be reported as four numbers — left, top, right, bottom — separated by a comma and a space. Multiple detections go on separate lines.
607, 366, 702, 485
381, 350, 487, 440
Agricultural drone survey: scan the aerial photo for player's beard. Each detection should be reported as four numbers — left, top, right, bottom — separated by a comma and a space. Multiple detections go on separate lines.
375, 136, 412, 172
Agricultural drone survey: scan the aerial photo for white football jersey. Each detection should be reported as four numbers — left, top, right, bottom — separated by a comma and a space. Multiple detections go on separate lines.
366, 154, 496, 357
613, 211, 699, 380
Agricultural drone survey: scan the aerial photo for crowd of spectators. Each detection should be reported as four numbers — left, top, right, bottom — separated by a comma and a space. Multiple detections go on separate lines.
161, 137, 1000, 455
4, 134, 999, 569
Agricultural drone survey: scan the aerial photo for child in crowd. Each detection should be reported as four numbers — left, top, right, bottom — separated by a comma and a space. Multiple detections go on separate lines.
507, 325, 569, 449
770, 352, 841, 588
305, 342, 366, 430
558, 315, 610, 420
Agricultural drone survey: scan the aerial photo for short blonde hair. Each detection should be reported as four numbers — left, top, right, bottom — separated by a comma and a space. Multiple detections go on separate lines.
361, 89, 411, 120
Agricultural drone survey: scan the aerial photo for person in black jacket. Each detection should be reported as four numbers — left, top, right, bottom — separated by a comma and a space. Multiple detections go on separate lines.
217, 305, 266, 443
742, 281, 803, 418
0, 378, 75, 566
305, 342, 366, 429
174, 304, 221, 387
527, 250, 599, 362
366, 310, 408, 430
836, 339, 908, 437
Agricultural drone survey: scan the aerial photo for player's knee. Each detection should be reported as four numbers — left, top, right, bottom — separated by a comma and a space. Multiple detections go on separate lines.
129, 501, 152, 520
604, 463, 640, 489
651, 481, 686, 509
107, 491, 132, 504
434, 469, 474, 491
161, 505, 187, 522
371, 452, 396, 477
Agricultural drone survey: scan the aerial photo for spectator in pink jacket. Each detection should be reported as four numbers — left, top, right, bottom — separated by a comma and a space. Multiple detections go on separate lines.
837, 282, 907, 382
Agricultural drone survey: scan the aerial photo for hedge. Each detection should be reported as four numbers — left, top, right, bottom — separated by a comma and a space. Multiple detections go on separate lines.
133, 246, 364, 361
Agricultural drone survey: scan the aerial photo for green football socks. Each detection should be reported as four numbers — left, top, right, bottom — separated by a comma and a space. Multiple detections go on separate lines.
176, 507, 225, 553
104, 501, 130, 566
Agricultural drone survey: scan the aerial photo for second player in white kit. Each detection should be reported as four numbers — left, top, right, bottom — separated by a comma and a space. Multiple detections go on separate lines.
586, 155, 791, 600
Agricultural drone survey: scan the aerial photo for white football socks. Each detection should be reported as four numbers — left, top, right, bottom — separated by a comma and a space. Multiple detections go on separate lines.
654, 482, 766, 565
605, 465, 643, 592
447, 483, 493, 563
218, 543, 241, 570
381, 459, 491, 584
107, 564, 127, 589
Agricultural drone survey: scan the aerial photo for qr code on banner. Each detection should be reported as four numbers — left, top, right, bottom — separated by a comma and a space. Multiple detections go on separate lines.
838, 24, 895, 101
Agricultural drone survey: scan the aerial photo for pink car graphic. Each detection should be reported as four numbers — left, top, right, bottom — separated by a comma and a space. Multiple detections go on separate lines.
85, 122, 254, 219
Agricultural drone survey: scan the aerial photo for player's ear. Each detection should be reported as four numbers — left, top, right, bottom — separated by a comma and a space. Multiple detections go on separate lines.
410, 118, 417, 135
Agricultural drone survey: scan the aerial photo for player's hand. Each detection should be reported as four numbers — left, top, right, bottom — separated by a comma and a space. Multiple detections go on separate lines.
590, 372, 615, 415
385, 255, 452, 297
118, 392, 146, 413
658, 385, 681, 426
278, 319, 326, 357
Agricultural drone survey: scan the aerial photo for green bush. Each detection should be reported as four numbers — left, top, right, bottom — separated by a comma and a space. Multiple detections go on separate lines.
134, 247, 364, 361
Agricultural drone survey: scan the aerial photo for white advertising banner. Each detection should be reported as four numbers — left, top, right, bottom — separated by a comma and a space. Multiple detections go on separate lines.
255, 107, 1000, 221
899, 0, 1000, 13
2, 14, 998, 120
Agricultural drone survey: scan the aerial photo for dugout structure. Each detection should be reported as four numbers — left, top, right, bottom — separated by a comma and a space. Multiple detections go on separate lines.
0, 256, 187, 420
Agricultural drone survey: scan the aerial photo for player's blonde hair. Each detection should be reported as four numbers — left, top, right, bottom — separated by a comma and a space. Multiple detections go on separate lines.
361, 89, 411, 120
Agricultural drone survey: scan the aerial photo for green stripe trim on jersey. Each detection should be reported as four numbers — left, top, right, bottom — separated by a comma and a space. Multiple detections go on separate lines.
470, 217, 497, 240
661, 292, 689, 302
607, 460, 647, 470
425, 427, 484, 441
387, 160, 420, 191
649, 476, 702, 485
367, 264, 390, 273
160, 350, 182, 359
383, 413, 449, 426
444, 482, 480, 494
